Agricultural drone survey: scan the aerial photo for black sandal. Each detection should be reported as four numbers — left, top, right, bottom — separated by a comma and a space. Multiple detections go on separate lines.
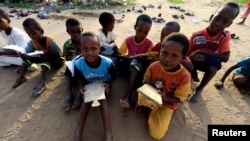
172, 15, 178, 19
231, 33, 239, 39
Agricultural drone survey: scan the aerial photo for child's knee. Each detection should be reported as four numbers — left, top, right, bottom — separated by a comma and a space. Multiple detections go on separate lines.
148, 119, 169, 140
149, 128, 167, 140
232, 77, 244, 87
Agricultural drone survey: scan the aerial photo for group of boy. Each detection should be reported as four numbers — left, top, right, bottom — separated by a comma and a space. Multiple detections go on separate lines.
1, 2, 249, 141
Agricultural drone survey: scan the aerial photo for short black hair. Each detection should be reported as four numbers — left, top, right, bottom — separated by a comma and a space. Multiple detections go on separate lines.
66, 17, 82, 30
209, 2, 240, 22
22, 18, 43, 31
165, 21, 180, 32
135, 14, 152, 26
161, 32, 189, 56
0, 9, 10, 22
99, 12, 115, 27
81, 32, 100, 46
225, 2, 240, 18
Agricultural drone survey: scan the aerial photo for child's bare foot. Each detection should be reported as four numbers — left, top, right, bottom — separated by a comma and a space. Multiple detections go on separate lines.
72, 95, 82, 110
12, 77, 27, 88
32, 82, 46, 97
189, 88, 203, 103
119, 97, 130, 108
14, 66, 22, 73
214, 81, 223, 89
62, 94, 74, 112
191, 70, 200, 82
104, 132, 113, 141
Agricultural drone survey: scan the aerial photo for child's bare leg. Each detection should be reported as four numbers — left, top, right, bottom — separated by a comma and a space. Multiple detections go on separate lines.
40, 66, 48, 84
190, 66, 217, 103
232, 74, 250, 94
12, 64, 28, 88
72, 92, 83, 110
120, 68, 138, 108
99, 99, 113, 141
63, 76, 74, 111
74, 102, 91, 141
190, 69, 200, 82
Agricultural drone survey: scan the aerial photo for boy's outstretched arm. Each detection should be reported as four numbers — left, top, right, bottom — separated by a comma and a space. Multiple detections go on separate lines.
214, 64, 238, 89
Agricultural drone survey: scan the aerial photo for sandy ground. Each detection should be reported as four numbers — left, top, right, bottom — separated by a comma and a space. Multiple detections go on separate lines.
0, 0, 250, 141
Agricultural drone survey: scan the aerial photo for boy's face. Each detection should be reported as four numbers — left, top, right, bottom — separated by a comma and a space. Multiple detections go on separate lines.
160, 25, 178, 43
80, 36, 100, 64
134, 21, 151, 43
24, 26, 43, 41
208, 5, 238, 36
67, 25, 83, 43
107, 20, 115, 32
159, 40, 184, 72
0, 17, 9, 31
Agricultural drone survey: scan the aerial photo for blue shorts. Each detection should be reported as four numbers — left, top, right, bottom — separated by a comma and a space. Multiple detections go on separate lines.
193, 58, 221, 71
130, 59, 143, 71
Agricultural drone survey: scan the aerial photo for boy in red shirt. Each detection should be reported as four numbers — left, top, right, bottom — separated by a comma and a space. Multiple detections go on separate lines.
188, 2, 240, 103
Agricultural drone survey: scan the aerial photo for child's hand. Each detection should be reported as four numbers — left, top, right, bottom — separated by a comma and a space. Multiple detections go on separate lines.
79, 87, 86, 95
214, 80, 224, 89
18, 52, 30, 60
103, 83, 111, 94
190, 51, 207, 62
160, 91, 167, 102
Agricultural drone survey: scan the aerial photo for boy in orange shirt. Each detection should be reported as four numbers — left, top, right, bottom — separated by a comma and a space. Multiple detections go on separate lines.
137, 32, 191, 140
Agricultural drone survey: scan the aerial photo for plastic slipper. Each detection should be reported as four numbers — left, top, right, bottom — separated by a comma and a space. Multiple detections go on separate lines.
172, 15, 178, 19
119, 98, 130, 108
185, 12, 194, 16
32, 83, 46, 97
202, 19, 210, 22
12, 77, 27, 88
179, 9, 185, 12
231, 33, 239, 39
180, 14, 185, 19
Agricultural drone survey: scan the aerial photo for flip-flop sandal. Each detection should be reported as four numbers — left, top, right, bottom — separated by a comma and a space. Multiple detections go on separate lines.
185, 12, 194, 16
179, 9, 185, 12
119, 98, 130, 108
32, 83, 46, 97
180, 14, 185, 19
12, 77, 27, 88
172, 15, 178, 19
231, 33, 239, 39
